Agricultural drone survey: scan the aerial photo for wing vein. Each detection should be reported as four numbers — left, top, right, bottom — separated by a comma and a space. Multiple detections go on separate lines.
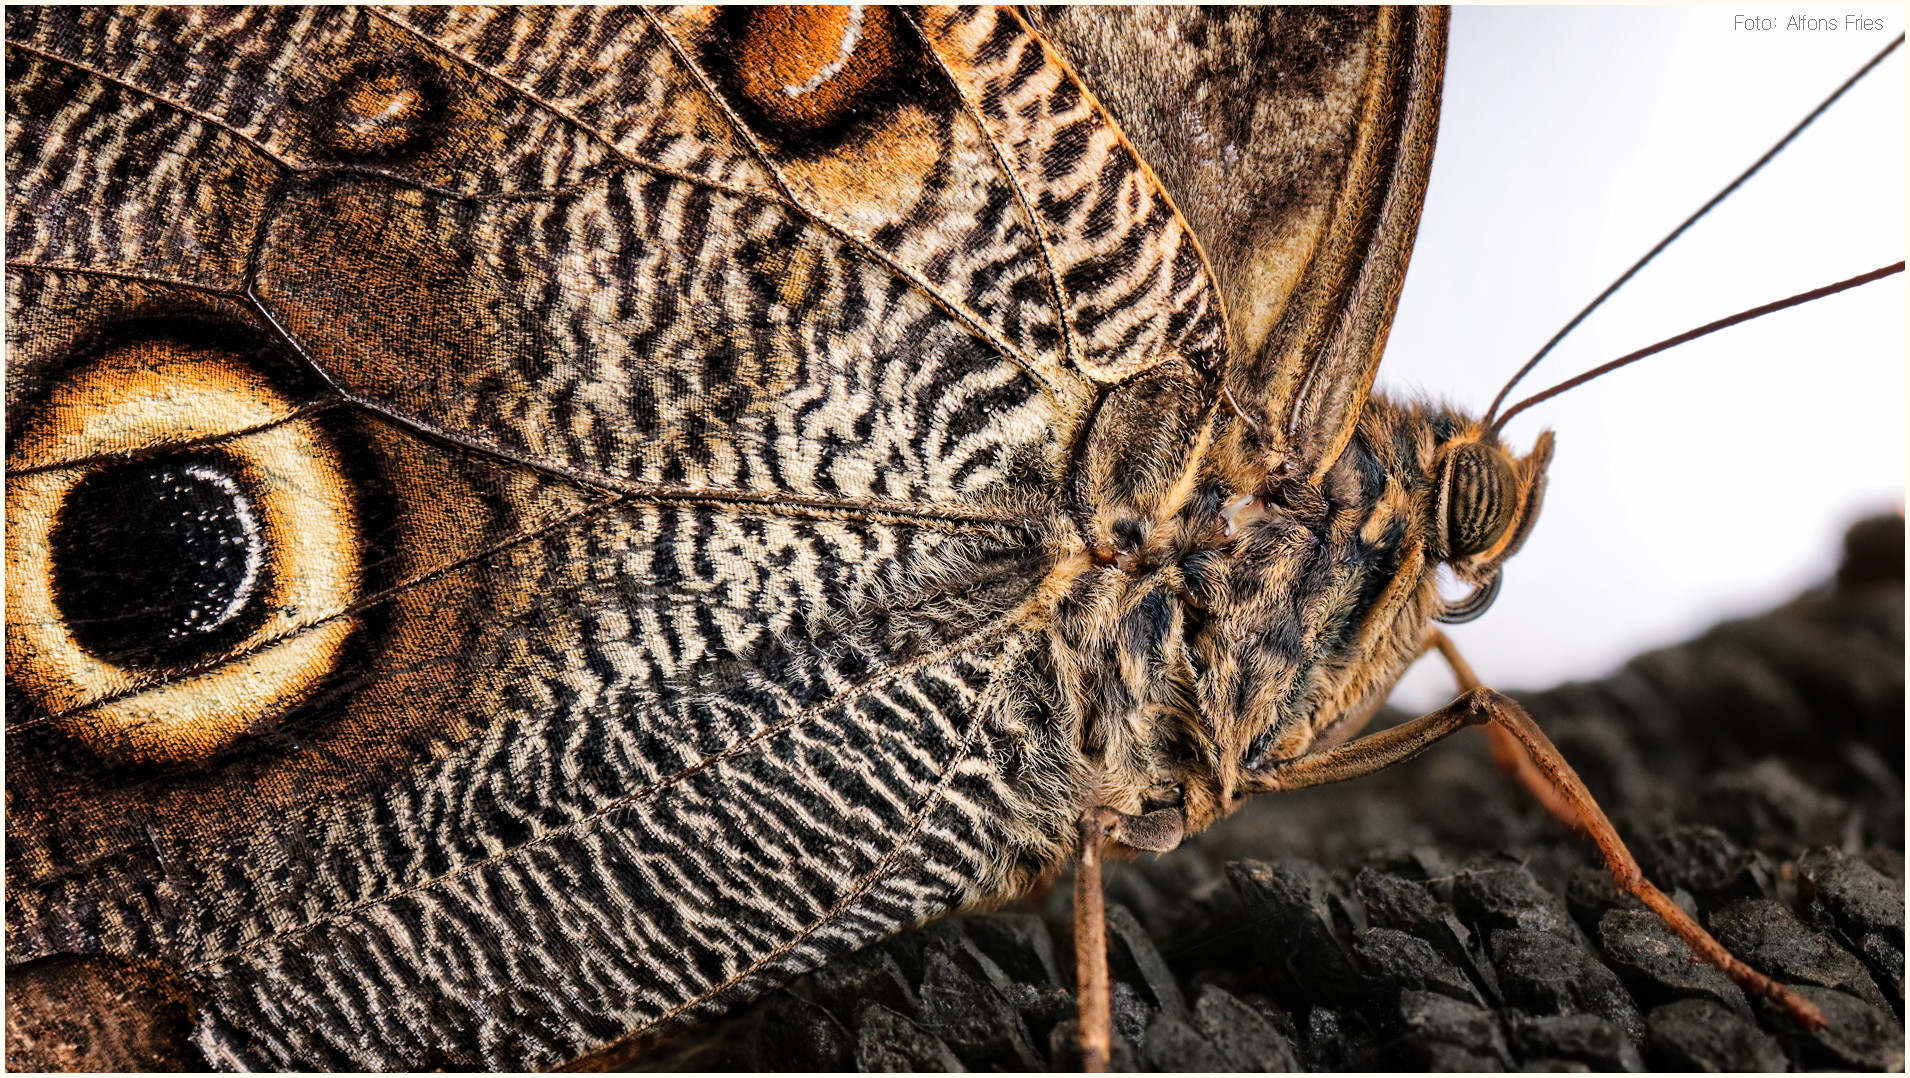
371, 8, 1066, 396
630, 8, 1070, 401
3, 37, 298, 169
185, 606, 1039, 970
640, 632, 1027, 1036
6, 480, 1025, 740
5, 492, 637, 738
5, 260, 243, 298
5, 400, 344, 477
6, 32, 757, 207
904, 10, 1079, 376
230, 294, 1030, 523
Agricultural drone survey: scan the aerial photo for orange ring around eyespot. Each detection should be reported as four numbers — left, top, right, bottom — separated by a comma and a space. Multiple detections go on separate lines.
5, 343, 361, 764
734, 6, 899, 133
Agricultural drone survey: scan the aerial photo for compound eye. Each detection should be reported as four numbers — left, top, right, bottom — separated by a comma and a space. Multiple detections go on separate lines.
1437, 441, 1518, 559
6, 341, 361, 765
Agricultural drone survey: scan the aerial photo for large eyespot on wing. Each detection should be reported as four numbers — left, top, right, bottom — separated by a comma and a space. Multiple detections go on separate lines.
6, 339, 361, 765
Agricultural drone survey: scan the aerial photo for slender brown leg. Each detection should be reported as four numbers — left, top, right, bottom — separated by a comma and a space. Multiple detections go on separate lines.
1478, 689, 1824, 1029
1264, 646, 1828, 1031
1073, 807, 1117, 1074
1072, 806, 1184, 1072
1429, 630, 1583, 829
1254, 693, 1492, 790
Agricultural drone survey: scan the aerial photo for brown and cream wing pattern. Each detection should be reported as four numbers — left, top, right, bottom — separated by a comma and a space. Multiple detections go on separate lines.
5, 6, 1436, 1069
1038, 7, 1444, 481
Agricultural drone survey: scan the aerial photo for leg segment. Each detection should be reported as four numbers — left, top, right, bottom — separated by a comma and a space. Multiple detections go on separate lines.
1073, 808, 1116, 1074
1430, 630, 1584, 829
1259, 651, 1827, 1031
1477, 686, 1825, 1029
1254, 690, 1493, 789
1073, 806, 1184, 1072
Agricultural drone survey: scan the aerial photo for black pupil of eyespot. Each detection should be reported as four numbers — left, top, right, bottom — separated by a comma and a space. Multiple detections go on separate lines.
50, 454, 268, 669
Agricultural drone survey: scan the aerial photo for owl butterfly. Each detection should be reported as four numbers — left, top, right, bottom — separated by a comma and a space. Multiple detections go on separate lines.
4, 7, 1897, 1072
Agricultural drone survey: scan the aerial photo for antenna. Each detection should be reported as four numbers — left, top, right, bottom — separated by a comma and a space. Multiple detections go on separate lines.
1483, 34, 1905, 428
1489, 262, 1903, 435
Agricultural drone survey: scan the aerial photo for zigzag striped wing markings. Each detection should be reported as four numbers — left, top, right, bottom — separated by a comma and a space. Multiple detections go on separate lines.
5, 6, 1444, 1069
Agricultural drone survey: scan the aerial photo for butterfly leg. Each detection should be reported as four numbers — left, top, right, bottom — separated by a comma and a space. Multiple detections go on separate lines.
1073, 808, 1116, 1074
1427, 630, 1584, 826
1073, 805, 1184, 1072
1266, 637, 1827, 1031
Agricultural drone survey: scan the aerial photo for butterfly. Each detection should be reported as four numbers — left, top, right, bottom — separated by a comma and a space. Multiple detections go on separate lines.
4, 7, 1897, 1071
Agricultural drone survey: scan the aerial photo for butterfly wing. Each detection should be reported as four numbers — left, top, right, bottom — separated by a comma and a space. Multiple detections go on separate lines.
7, 5, 1218, 1068
1038, 7, 1446, 482
5, 6, 1441, 1069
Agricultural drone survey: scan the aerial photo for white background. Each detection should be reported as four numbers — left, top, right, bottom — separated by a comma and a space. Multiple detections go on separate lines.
1379, 7, 1905, 710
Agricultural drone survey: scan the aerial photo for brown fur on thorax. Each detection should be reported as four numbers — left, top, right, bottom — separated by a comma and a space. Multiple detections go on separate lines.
1045, 388, 1554, 853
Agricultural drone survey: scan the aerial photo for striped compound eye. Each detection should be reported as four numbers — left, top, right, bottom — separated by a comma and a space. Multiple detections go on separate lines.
1435, 440, 1518, 560
6, 341, 362, 765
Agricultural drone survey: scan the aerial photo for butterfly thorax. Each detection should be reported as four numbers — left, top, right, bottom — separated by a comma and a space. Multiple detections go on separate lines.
1041, 390, 1554, 862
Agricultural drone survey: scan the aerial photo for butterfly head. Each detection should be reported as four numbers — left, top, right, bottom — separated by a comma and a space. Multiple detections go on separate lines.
1424, 422, 1555, 625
